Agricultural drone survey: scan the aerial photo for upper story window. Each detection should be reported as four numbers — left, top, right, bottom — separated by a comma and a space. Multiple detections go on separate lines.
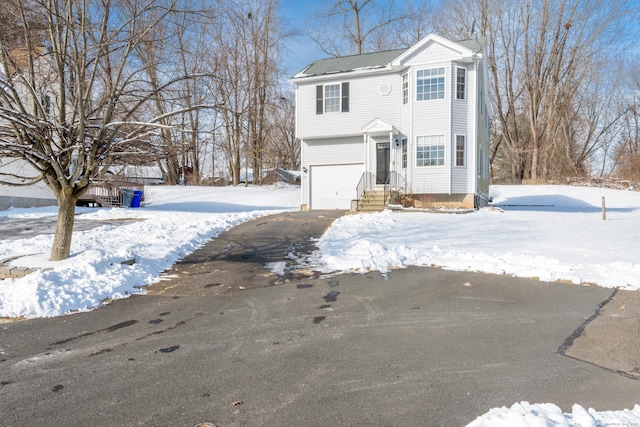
456, 68, 466, 100
324, 84, 340, 112
402, 74, 408, 105
316, 82, 349, 114
416, 134, 445, 166
416, 67, 444, 101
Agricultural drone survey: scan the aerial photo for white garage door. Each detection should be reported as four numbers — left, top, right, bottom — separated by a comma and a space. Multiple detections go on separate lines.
310, 163, 364, 209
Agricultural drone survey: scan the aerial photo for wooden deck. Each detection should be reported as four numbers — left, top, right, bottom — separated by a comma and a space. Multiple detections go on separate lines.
78, 180, 145, 207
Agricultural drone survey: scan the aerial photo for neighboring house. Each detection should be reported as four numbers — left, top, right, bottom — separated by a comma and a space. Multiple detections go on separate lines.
290, 34, 492, 210
263, 168, 301, 185
0, 48, 58, 209
0, 158, 56, 210
109, 165, 165, 185
0, 48, 149, 209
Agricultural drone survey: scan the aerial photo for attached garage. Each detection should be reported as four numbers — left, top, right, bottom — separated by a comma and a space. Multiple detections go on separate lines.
310, 163, 364, 209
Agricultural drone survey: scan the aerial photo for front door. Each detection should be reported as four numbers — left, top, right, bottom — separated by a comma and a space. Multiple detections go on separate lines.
376, 142, 390, 185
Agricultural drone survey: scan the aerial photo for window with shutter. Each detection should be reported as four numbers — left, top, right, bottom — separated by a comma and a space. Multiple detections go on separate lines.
316, 83, 350, 114
341, 82, 349, 112
316, 85, 323, 114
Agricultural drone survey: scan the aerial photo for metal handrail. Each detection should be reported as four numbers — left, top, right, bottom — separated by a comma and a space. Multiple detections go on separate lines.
390, 171, 405, 192
383, 173, 391, 206
356, 171, 376, 201
383, 171, 405, 206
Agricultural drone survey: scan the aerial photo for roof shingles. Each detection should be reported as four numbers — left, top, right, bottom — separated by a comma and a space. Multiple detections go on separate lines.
293, 37, 485, 79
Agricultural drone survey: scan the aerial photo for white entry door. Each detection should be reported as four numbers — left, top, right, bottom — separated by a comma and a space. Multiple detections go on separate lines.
310, 163, 364, 209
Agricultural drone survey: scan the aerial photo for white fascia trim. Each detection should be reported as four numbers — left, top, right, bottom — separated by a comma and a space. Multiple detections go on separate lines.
289, 65, 406, 85
392, 34, 475, 67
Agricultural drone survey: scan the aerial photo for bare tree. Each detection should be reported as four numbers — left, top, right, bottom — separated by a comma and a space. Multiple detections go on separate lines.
204, 0, 286, 186
0, 0, 42, 50
437, 0, 638, 183
264, 93, 298, 171
0, 0, 206, 260
208, 2, 251, 186
244, 0, 281, 184
611, 61, 640, 180
306, 0, 415, 56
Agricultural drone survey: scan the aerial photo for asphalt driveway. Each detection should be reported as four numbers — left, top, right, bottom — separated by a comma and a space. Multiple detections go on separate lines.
1, 211, 639, 426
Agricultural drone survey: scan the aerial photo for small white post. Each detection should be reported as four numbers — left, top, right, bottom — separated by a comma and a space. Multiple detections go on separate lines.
601, 196, 606, 221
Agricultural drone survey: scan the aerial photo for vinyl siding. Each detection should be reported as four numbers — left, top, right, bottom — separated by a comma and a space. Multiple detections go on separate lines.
451, 65, 468, 136
466, 62, 479, 195
300, 136, 363, 206
296, 73, 402, 140
408, 60, 450, 194
451, 64, 469, 193
451, 163, 468, 193
403, 42, 462, 65
451, 63, 473, 193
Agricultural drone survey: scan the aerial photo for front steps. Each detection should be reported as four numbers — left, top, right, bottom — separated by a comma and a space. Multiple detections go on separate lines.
356, 189, 398, 212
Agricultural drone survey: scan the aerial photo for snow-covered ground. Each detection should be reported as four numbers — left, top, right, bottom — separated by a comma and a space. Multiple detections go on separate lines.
316, 184, 640, 290
1, 183, 640, 426
0, 184, 300, 318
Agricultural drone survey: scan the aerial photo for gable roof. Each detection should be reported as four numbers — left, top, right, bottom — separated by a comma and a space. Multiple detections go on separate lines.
293, 48, 407, 79
361, 117, 396, 135
391, 34, 484, 66
292, 35, 486, 80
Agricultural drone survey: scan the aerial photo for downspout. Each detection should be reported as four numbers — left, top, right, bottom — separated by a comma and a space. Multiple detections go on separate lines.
363, 133, 368, 179
389, 130, 394, 177
409, 73, 414, 192
448, 65, 453, 196
472, 57, 479, 202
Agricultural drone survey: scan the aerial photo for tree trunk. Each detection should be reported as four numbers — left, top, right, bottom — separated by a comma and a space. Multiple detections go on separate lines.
50, 193, 79, 261
530, 144, 539, 181
165, 155, 180, 185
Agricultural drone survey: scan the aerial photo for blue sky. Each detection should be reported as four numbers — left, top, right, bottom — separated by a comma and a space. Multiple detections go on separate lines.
278, 0, 326, 77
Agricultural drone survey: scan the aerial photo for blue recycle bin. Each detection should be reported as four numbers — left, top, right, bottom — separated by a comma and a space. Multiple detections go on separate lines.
131, 190, 143, 208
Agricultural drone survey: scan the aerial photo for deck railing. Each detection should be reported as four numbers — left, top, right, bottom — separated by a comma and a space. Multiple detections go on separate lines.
80, 180, 145, 207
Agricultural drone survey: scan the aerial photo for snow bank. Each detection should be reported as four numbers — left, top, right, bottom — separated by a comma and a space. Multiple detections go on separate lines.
466, 402, 640, 427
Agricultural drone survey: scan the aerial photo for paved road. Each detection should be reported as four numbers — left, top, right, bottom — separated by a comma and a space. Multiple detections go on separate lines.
0, 215, 141, 241
1, 211, 639, 426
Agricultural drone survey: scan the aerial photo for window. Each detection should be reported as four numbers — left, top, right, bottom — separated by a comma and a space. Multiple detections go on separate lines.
402, 74, 408, 104
416, 135, 445, 166
456, 68, 466, 100
401, 138, 407, 168
455, 135, 465, 166
416, 67, 445, 101
324, 84, 340, 112
316, 82, 350, 114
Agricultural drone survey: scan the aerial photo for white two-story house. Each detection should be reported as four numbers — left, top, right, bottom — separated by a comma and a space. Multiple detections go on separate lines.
291, 33, 492, 211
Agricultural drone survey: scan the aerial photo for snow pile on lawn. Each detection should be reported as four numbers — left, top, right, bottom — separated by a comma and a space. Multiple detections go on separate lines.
0, 184, 299, 318
314, 185, 640, 290
466, 402, 640, 427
